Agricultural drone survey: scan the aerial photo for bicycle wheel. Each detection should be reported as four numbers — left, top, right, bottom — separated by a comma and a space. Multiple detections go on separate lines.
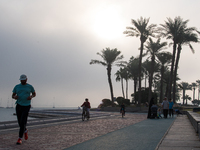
86, 112, 89, 120
82, 112, 85, 121
122, 110, 124, 118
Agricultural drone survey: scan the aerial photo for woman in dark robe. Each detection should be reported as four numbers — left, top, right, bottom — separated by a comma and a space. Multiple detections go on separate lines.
147, 97, 154, 118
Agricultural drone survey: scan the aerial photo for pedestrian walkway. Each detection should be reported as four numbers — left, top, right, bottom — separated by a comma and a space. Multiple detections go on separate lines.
0, 113, 199, 150
64, 117, 175, 150
156, 115, 200, 150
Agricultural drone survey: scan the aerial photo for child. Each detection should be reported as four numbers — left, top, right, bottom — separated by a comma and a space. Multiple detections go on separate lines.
157, 108, 162, 118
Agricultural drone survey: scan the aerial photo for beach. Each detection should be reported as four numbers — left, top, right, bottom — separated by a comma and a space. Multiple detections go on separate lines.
0, 111, 147, 150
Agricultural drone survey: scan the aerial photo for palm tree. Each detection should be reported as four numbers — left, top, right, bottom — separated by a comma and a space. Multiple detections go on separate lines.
178, 82, 192, 105
124, 17, 157, 106
173, 28, 199, 103
191, 82, 198, 100
123, 67, 131, 99
156, 52, 172, 102
144, 38, 167, 102
159, 16, 190, 100
185, 94, 192, 105
196, 80, 200, 100
115, 67, 131, 99
143, 59, 159, 99
115, 68, 125, 98
127, 57, 140, 103
90, 48, 123, 104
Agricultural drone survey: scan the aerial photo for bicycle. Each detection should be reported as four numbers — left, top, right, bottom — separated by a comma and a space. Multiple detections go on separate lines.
82, 107, 89, 121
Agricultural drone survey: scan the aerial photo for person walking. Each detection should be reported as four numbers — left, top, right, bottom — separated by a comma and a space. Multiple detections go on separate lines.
12, 74, 36, 145
169, 99, 174, 117
120, 103, 126, 116
162, 97, 169, 119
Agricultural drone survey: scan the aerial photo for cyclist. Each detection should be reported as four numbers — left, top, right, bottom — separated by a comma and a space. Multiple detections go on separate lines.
81, 98, 91, 118
120, 103, 125, 116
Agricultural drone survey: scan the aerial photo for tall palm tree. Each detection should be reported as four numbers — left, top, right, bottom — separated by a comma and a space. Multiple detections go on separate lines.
156, 52, 172, 102
115, 67, 131, 99
123, 67, 131, 99
191, 82, 198, 100
90, 48, 123, 104
145, 38, 167, 102
124, 17, 157, 106
196, 80, 200, 100
143, 59, 159, 93
115, 68, 125, 98
173, 28, 199, 102
178, 82, 192, 105
127, 57, 140, 103
159, 16, 190, 100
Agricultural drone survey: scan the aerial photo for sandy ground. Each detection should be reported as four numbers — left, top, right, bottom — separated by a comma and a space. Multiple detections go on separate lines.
0, 113, 147, 150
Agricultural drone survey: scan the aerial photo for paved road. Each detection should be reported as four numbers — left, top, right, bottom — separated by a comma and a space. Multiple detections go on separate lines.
64, 117, 175, 150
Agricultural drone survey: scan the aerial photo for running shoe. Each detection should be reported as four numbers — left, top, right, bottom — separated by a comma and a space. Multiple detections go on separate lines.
24, 129, 28, 140
16, 138, 22, 145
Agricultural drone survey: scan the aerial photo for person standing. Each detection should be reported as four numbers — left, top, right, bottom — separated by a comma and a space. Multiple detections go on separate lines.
147, 97, 154, 119
162, 97, 169, 119
169, 99, 174, 117
12, 74, 36, 145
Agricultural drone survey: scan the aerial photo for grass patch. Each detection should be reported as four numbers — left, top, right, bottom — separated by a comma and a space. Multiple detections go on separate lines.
183, 108, 193, 111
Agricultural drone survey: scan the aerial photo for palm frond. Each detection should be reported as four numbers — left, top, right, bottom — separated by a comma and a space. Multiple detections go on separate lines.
90, 60, 107, 66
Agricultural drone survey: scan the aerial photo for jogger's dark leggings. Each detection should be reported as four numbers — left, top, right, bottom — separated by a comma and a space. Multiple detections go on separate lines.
16, 104, 31, 138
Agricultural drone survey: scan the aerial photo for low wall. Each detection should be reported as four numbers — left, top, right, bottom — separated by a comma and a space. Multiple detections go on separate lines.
186, 111, 200, 139
96, 107, 148, 113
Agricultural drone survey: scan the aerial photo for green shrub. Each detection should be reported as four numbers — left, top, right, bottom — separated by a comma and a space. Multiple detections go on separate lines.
116, 97, 130, 106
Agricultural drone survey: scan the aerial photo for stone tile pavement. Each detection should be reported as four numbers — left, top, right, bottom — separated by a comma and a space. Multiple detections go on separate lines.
156, 115, 200, 150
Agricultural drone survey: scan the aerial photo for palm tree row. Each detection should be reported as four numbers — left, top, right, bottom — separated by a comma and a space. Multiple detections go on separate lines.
124, 16, 199, 105
179, 80, 200, 105
90, 16, 199, 106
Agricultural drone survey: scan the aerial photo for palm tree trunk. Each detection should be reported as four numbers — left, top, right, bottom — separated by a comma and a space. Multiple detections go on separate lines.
183, 90, 185, 105
107, 65, 114, 105
121, 78, 125, 98
193, 88, 195, 100
126, 79, 128, 99
165, 81, 169, 97
168, 43, 177, 99
148, 56, 154, 103
134, 77, 137, 104
173, 44, 181, 103
138, 42, 144, 107
145, 75, 147, 88
160, 65, 164, 103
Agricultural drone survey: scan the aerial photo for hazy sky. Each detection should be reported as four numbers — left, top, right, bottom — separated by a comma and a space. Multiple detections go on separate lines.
0, 0, 200, 107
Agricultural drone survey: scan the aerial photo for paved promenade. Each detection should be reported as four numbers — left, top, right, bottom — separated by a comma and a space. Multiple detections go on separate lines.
156, 115, 200, 150
65, 116, 175, 150
0, 112, 199, 150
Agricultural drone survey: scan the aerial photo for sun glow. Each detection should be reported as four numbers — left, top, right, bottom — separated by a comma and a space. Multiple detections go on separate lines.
92, 6, 124, 40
